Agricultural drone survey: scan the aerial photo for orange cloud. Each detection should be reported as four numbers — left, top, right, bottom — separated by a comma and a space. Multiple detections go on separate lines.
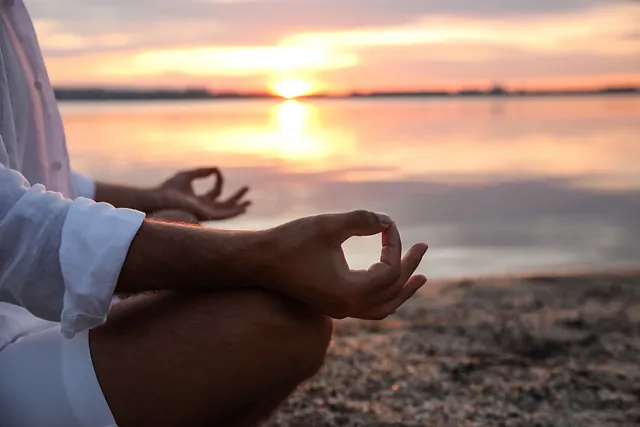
283, 3, 639, 55
129, 46, 357, 76
39, 3, 639, 90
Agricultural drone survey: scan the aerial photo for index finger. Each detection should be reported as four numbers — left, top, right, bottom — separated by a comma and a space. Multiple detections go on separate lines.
180, 167, 218, 181
380, 221, 401, 268
205, 169, 225, 200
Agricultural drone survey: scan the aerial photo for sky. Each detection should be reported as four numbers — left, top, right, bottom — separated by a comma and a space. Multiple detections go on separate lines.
28, 0, 640, 93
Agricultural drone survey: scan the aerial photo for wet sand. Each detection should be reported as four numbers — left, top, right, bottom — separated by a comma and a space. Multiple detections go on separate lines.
267, 270, 640, 426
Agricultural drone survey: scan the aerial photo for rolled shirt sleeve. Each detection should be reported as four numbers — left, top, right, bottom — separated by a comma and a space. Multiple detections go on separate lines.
60, 197, 144, 338
0, 165, 145, 338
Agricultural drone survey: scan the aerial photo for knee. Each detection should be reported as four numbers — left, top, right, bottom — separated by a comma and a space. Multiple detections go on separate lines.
249, 290, 333, 380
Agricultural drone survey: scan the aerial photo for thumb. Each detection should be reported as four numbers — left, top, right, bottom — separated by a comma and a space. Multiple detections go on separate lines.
328, 210, 392, 241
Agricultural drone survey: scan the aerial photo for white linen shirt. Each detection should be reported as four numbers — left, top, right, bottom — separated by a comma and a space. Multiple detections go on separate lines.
0, 0, 145, 350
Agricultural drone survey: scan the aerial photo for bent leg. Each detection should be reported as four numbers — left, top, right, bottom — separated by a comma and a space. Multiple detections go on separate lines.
90, 289, 332, 427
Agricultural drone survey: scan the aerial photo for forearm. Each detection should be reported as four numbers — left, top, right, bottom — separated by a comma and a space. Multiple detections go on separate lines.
116, 220, 269, 294
95, 182, 162, 213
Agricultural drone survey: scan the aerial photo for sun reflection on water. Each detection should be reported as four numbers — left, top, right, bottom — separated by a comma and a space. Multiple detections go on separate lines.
193, 100, 356, 166
271, 100, 340, 160
62, 97, 640, 189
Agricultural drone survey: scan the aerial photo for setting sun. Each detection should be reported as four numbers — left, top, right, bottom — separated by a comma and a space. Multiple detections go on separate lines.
272, 78, 313, 99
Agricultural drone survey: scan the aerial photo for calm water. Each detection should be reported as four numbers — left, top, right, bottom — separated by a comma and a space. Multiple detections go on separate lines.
61, 96, 640, 279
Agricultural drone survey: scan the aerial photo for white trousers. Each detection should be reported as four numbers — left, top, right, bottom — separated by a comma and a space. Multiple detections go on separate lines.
0, 311, 117, 427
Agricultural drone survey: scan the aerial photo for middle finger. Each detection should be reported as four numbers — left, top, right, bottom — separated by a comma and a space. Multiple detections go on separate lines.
374, 243, 428, 304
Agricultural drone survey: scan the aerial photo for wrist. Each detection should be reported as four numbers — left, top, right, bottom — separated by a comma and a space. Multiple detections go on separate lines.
200, 228, 275, 288
94, 182, 166, 212
137, 188, 168, 213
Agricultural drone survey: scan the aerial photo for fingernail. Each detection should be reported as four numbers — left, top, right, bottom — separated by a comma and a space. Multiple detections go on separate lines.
375, 212, 392, 227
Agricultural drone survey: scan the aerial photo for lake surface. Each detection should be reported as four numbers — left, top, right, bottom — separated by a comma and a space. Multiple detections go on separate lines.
61, 96, 640, 279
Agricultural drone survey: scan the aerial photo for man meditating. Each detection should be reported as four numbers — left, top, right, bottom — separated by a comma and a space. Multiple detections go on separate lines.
0, 1, 428, 426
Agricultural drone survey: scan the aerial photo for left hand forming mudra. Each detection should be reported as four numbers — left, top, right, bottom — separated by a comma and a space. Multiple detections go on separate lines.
154, 167, 251, 221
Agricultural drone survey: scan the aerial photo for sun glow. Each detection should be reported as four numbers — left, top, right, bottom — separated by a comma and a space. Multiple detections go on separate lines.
272, 78, 314, 99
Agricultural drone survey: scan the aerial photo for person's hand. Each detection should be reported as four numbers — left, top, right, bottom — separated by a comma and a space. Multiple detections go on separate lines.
154, 168, 251, 221
260, 210, 428, 320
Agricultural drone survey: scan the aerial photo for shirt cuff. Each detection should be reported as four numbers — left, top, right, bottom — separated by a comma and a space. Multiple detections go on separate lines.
59, 197, 145, 338
70, 171, 96, 200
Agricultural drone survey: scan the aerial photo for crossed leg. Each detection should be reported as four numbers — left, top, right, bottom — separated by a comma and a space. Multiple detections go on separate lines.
90, 289, 333, 427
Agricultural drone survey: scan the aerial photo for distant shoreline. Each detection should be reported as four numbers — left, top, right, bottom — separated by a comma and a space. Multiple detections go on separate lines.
54, 86, 639, 102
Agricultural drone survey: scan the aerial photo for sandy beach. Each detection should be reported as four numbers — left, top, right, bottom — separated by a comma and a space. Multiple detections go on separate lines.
266, 270, 640, 427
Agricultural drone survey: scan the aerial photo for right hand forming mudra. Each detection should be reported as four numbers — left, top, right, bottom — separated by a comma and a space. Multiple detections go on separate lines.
260, 210, 428, 320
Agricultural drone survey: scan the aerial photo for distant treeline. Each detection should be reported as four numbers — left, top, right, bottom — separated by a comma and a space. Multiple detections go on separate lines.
53, 88, 259, 101
53, 85, 640, 101
350, 86, 639, 98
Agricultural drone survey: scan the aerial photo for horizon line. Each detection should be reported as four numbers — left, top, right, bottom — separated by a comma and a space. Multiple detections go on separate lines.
53, 84, 640, 101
